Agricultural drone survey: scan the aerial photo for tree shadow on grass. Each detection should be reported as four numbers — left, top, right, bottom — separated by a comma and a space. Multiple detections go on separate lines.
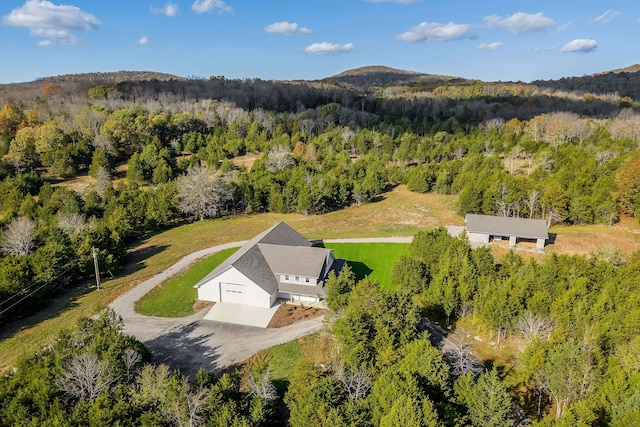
0, 279, 93, 340
144, 321, 220, 378
119, 244, 170, 277
346, 260, 373, 281
0, 244, 168, 344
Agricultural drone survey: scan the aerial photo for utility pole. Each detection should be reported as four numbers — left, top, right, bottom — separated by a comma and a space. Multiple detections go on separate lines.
92, 247, 101, 291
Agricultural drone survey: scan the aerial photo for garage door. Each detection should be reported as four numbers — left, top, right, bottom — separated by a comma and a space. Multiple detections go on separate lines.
220, 282, 247, 304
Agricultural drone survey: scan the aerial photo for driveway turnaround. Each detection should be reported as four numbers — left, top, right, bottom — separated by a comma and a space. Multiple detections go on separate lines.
110, 240, 327, 377
204, 302, 279, 328
110, 235, 417, 376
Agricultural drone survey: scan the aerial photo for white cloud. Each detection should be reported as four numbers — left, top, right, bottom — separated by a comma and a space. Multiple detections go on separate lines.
557, 21, 572, 32
396, 21, 474, 42
151, 4, 178, 17
366, 0, 423, 3
139, 36, 149, 45
264, 21, 312, 35
561, 39, 597, 53
192, 0, 232, 14
477, 42, 504, 51
484, 12, 555, 34
591, 10, 620, 25
303, 42, 356, 55
2, 0, 100, 45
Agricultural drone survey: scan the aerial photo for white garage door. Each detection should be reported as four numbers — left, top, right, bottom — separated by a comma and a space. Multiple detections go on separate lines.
220, 282, 247, 304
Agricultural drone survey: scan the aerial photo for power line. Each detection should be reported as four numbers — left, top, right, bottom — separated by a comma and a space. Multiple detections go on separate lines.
0, 261, 78, 312
0, 280, 57, 317
0, 261, 78, 308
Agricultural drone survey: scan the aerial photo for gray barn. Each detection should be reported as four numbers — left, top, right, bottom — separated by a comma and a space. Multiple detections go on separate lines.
465, 214, 549, 249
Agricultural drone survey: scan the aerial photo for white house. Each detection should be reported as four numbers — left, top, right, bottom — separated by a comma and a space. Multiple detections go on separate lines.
195, 222, 342, 308
465, 214, 549, 249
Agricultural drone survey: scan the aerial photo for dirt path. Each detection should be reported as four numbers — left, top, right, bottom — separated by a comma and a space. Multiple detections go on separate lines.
110, 237, 416, 376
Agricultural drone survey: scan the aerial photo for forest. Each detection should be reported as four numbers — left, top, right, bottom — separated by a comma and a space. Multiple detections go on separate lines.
0, 67, 639, 425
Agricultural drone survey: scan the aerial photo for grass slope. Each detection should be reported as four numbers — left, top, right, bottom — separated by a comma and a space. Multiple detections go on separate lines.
0, 186, 454, 371
135, 248, 238, 317
325, 243, 409, 291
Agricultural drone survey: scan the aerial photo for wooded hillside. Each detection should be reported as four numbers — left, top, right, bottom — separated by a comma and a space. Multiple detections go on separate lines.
1, 66, 640, 425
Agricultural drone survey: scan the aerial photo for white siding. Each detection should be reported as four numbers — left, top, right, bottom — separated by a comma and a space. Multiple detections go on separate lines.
279, 274, 318, 286
277, 292, 319, 303
467, 232, 490, 243
197, 267, 274, 308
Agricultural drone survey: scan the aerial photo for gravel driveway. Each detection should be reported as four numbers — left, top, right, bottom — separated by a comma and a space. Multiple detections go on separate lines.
110, 240, 327, 376
110, 235, 419, 376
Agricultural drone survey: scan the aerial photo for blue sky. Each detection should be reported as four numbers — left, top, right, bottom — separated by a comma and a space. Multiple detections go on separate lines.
1, 0, 639, 84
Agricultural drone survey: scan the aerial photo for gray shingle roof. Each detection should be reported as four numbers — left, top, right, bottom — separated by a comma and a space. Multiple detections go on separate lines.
465, 214, 549, 240
195, 221, 332, 295
258, 244, 330, 278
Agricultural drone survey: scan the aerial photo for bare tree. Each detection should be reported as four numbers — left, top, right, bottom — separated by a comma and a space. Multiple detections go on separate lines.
516, 312, 555, 347
1, 216, 36, 256
246, 368, 278, 402
504, 155, 518, 174
163, 378, 208, 427
57, 212, 87, 240
336, 367, 372, 403
442, 332, 484, 377
266, 145, 294, 172
184, 386, 208, 427
92, 166, 113, 195
56, 352, 115, 402
524, 190, 540, 219
122, 348, 143, 383
177, 165, 234, 220
595, 150, 619, 165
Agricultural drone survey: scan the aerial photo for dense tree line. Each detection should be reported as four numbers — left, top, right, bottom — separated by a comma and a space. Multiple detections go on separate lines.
388, 228, 640, 425
1, 71, 640, 342
0, 310, 275, 426
3, 239, 637, 426
2, 73, 640, 324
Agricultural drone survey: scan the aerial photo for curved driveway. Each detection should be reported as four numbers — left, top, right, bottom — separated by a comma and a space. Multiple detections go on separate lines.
110, 236, 413, 377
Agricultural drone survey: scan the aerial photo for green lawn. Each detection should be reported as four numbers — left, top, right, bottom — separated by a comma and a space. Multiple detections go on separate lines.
265, 340, 304, 380
135, 247, 238, 317
0, 187, 456, 371
325, 243, 409, 291
135, 243, 407, 317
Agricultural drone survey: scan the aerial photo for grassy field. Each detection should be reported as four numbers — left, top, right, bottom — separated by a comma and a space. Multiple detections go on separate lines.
135, 248, 238, 317
0, 186, 453, 371
2, 181, 639, 372
325, 243, 409, 291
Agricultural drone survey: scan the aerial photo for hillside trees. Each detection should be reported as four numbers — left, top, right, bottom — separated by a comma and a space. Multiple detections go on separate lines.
391, 227, 640, 424
1, 216, 36, 256
176, 165, 237, 220
0, 310, 271, 426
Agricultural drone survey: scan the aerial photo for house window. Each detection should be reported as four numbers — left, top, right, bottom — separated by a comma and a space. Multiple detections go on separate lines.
295, 276, 299, 282
285, 275, 289, 281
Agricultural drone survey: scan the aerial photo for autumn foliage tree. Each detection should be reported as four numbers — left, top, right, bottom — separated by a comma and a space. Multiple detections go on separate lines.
616, 155, 640, 217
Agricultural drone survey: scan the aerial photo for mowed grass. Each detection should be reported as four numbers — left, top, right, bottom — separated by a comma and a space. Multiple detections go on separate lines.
135, 248, 238, 317
325, 243, 409, 291
136, 243, 407, 318
0, 187, 457, 371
